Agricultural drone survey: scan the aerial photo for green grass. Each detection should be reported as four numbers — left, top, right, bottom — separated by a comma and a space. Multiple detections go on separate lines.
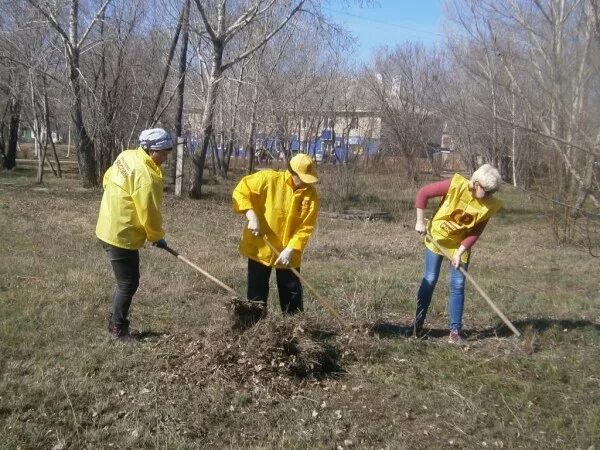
0, 166, 599, 449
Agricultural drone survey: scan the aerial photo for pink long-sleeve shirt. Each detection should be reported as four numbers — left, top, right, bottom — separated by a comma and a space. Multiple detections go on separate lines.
415, 179, 487, 250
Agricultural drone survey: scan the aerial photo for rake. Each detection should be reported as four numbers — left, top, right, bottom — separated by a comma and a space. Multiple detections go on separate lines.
262, 235, 349, 328
162, 245, 241, 298
425, 232, 521, 337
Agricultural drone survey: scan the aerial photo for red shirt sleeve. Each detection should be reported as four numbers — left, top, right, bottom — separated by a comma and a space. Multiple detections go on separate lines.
414, 179, 452, 209
460, 219, 489, 249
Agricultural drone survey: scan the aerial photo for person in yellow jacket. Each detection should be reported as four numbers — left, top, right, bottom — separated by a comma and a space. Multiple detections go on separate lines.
413, 164, 503, 344
232, 153, 320, 314
96, 128, 173, 341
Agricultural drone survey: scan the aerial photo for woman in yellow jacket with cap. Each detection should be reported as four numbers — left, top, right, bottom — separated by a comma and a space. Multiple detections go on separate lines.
232, 153, 320, 314
96, 128, 172, 341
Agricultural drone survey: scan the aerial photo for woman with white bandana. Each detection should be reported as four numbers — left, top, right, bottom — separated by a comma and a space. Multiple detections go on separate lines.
96, 128, 173, 342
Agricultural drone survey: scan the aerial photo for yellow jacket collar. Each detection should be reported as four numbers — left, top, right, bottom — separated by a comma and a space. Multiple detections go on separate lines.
138, 147, 162, 174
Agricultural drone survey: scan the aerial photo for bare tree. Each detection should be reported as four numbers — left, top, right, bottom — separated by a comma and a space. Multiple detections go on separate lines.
446, 0, 600, 244
171, 0, 191, 184
365, 43, 445, 182
0, 3, 27, 171
188, 0, 313, 198
1, 78, 22, 171
26, 0, 112, 187
148, 0, 186, 128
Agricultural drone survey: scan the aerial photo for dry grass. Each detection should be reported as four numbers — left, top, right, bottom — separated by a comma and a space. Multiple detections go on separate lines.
1, 165, 599, 449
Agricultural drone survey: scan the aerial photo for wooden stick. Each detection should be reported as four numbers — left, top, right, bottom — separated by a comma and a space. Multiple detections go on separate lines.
163, 246, 241, 298
425, 233, 521, 338
262, 235, 349, 328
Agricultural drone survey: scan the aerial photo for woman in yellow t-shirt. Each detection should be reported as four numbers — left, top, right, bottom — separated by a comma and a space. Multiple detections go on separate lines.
413, 164, 502, 344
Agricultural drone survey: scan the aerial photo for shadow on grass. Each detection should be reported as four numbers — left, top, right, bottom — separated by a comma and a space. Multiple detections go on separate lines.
474, 317, 600, 339
368, 317, 600, 341
131, 330, 168, 341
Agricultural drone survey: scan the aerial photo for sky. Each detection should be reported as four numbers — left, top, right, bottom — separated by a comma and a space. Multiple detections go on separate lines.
326, 0, 445, 62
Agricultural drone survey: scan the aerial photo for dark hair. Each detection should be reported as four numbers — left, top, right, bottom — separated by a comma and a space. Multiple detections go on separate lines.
287, 162, 297, 177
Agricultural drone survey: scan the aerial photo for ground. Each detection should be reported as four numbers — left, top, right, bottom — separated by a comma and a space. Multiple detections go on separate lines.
0, 164, 599, 449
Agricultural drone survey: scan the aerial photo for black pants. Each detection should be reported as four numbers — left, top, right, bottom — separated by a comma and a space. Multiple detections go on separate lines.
103, 243, 140, 328
247, 259, 303, 314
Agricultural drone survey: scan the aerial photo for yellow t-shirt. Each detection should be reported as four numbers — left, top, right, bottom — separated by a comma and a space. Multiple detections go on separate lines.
427, 174, 502, 263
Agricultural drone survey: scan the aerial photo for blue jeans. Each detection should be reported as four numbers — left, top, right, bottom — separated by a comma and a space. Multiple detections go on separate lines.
415, 247, 468, 331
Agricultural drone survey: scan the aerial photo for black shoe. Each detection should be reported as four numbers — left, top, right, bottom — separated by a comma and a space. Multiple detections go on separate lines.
411, 321, 425, 338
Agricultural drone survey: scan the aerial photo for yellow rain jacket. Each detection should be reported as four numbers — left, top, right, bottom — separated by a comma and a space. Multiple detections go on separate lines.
427, 173, 502, 263
232, 170, 319, 268
96, 148, 165, 250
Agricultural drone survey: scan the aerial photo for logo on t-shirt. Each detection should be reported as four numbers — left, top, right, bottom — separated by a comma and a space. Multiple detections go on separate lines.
440, 209, 476, 234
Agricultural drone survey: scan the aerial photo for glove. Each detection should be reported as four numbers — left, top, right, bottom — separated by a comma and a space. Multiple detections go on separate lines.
245, 209, 260, 237
274, 247, 294, 266
152, 238, 168, 249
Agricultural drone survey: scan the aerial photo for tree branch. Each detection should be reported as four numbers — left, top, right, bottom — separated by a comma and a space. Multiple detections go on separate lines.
222, 0, 305, 71
78, 0, 113, 48
25, 0, 71, 48
493, 114, 599, 157
224, 1, 260, 38
192, 0, 218, 43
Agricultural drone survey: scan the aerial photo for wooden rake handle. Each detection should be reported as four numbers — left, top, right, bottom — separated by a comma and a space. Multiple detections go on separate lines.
162, 246, 241, 298
261, 235, 349, 328
425, 233, 521, 337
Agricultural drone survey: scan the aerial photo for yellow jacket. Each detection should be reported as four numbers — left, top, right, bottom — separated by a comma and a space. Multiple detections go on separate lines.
232, 170, 319, 268
96, 148, 165, 249
427, 173, 502, 263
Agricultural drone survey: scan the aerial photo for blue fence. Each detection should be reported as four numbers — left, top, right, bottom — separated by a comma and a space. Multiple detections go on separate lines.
185, 130, 380, 162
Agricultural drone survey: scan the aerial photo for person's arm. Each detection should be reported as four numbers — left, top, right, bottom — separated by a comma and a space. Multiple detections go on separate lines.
132, 181, 165, 243
415, 207, 427, 234
414, 179, 451, 234
232, 173, 264, 213
232, 172, 265, 236
451, 220, 488, 267
286, 193, 320, 253
460, 220, 488, 249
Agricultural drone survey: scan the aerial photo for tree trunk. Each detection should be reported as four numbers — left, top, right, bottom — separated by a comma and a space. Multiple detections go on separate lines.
4, 98, 20, 170
49, 134, 62, 178
171, 0, 190, 185
211, 133, 222, 174
511, 88, 517, 187
224, 64, 245, 176
189, 46, 223, 198
70, 49, 97, 187
246, 80, 260, 174
149, 5, 185, 127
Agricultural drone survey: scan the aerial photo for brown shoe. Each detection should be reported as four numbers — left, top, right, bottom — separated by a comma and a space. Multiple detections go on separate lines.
448, 329, 465, 345
109, 323, 133, 343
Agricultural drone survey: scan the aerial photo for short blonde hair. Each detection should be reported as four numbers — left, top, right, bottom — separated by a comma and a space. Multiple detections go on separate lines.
470, 164, 501, 193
